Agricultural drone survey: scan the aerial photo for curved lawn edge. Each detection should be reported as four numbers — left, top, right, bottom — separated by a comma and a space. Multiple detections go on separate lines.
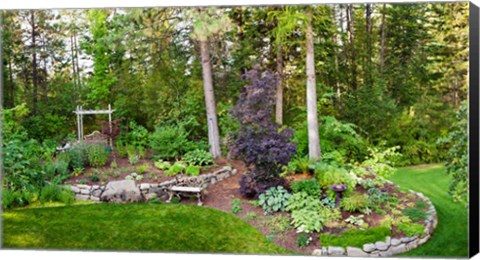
389, 164, 468, 257
2, 203, 292, 255
312, 186, 438, 257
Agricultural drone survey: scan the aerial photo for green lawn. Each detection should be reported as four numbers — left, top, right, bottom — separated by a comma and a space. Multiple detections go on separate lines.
390, 164, 468, 257
2, 203, 291, 255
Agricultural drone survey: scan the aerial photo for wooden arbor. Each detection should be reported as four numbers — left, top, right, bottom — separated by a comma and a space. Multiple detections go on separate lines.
74, 104, 115, 146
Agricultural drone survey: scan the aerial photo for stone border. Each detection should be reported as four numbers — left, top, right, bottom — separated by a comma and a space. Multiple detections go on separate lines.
65, 166, 237, 202
313, 184, 438, 257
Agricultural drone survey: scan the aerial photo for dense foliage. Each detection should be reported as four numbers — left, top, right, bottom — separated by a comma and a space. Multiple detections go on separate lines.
231, 68, 296, 198
438, 101, 468, 205
1, 3, 469, 208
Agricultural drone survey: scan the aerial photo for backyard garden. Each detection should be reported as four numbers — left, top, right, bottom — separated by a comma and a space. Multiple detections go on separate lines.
1, 2, 469, 258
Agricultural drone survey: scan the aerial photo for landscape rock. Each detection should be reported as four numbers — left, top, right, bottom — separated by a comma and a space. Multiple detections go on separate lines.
363, 243, 376, 252
390, 243, 407, 255
418, 235, 430, 245
391, 238, 401, 246
346, 247, 369, 257
406, 241, 418, 250
91, 189, 102, 197
327, 246, 345, 256
140, 183, 151, 190
90, 196, 101, 202
321, 246, 328, 256
75, 194, 90, 200
69, 186, 80, 193
312, 249, 322, 256
80, 189, 90, 195
101, 180, 144, 203
375, 241, 389, 251
401, 236, 416, 243
77, 184, 91, 190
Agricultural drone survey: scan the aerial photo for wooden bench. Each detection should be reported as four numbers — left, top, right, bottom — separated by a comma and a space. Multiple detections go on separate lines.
168, 185, 205, 206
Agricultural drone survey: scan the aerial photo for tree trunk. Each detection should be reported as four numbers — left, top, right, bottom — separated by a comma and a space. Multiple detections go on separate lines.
275, 47, 283, 125
332, 4, 342, 111
380, 3, 386, 75
306, 9, 321, 160
31, 11, 39, 114
200, 39, 221, 158
8, 56, 15, 108
347, 4, 357, 89
365, 3, 373, 85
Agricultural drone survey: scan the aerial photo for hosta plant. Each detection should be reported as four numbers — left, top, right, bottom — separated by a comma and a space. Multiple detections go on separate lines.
258, 186, 291, 214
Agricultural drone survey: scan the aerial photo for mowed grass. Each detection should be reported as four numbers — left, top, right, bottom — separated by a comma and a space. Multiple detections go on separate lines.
2, 203, 291, 255
390, 164, 468, 257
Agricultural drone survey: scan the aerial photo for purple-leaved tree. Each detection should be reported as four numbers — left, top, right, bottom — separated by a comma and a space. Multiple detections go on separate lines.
230, 67, 296, 198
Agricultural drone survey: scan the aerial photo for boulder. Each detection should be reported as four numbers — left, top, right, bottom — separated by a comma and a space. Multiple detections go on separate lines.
391, 238, 402, 246
327, 246, 345, 256
390, 243, 407, 255
91, 189, 102, 197
363, 243, 376, 252
346, 247, 369, 257
375, 241, 389, 251
75, 194, 90, 200
69, 185, 80, 193
101, 180, 144, 203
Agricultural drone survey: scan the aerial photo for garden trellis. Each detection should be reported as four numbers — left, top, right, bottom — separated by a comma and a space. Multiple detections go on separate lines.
74, 104, 115, 146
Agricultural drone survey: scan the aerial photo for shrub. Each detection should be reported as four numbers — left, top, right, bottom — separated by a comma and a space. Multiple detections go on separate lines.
290, 206, 341, 233
185, 165, 201, 176
86, 144, 110, 167
290, 178, 321, 197
437, 101, 468, 205
231, 68, 296, 198
44, 159, 70, 184
292, 116, 368, 162
149, 125, 195, 160
285, 156, 311, 174
154, 160, 171, 170
340, 192, 369, 213
238, 170, 287, 199
286, 192, 341, 233
65, 145, 87, 170
39, 184, 74, 205
315, 162, 357, 191
361, 146, 401, 179
117, 121, 149, 150
3, 138, 46, 192
296, 233, 310, 248
2, 189, 37, 209
165, 161, 187, 176
286, 192, 321, 212
319, 226, 392, 248
137, 163, 150, 174
183, 149, 214, 166
258, 186, 292, 214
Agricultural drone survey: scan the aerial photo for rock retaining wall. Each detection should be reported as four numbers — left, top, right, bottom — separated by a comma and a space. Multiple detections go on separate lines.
65, 166, 236, 202
312, 184, 438, 257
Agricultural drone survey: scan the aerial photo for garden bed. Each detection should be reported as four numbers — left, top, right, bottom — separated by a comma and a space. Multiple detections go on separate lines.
196, 162, 437, 256
62, 151, 232, 186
